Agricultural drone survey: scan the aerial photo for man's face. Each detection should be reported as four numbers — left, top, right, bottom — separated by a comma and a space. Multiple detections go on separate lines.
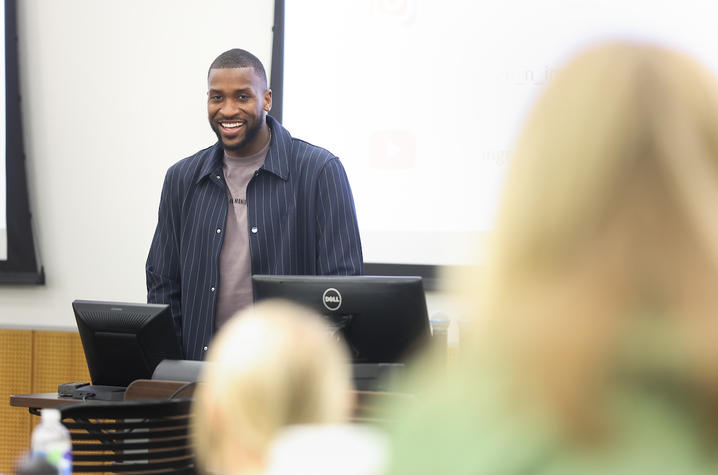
207, 67, 272, 157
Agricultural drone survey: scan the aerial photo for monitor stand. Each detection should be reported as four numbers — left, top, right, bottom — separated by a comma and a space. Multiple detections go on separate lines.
72, 385, 126, 401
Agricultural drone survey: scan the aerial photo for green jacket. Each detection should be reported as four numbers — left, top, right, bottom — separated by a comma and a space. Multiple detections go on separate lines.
384, 363, 718, 474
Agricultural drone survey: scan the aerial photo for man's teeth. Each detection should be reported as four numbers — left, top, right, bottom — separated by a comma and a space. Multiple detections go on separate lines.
221, 122, 243, 128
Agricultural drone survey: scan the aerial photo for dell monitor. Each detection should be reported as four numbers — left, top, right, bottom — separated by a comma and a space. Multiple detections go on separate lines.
252, 275, 431, 363
72, 300, 183, 391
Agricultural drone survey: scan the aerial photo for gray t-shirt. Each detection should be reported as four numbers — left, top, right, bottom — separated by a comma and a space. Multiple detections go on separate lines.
214, 141, 270, 330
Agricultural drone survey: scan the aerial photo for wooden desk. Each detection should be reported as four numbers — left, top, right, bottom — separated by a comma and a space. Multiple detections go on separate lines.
9, 393, 84, 411
9, 380, 196, 414
11, 379, 405, 422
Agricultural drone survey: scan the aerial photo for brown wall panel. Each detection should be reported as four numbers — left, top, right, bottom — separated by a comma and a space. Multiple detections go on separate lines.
32, 331, 90, 393
0, 330, 89, 473
0, 330, 33, 474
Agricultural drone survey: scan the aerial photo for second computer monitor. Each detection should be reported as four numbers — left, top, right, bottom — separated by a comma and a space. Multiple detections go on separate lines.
73, 300, 183, 388
252, 275, 431, 363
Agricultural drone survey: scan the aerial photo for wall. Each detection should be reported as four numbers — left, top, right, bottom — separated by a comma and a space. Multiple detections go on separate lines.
0, 0, 274, 327
0, 329, 89, 473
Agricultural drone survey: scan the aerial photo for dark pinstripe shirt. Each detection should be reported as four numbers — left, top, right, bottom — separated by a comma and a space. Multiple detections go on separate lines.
146, 116, 363, 360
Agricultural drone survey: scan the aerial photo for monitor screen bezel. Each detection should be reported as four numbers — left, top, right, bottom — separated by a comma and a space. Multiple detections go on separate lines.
252, 275, 431, 364
72, 299, 183, 387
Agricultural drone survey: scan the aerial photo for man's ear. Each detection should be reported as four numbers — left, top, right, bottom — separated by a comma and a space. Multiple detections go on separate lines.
264, 89, 272, 112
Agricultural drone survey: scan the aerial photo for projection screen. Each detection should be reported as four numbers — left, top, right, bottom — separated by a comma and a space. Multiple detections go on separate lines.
1, 0, 6, 261
281, 0, 718, 270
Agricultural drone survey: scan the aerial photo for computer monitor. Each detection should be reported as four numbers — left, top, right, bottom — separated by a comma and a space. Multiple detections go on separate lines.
252, 275, 431, 363
72, 300, 183, 388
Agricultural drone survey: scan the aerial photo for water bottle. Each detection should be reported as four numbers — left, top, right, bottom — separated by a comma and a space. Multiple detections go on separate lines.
31, 408, 72, 475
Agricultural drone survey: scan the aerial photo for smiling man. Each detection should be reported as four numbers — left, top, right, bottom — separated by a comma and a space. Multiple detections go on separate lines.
146, 49, 363, 360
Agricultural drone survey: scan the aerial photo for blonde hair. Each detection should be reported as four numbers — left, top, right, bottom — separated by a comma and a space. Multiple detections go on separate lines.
464, 42, 718, 437
191, 300, 353, 472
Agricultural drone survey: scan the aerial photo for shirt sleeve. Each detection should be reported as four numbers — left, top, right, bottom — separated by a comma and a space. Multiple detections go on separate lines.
146, 168, 184, 350
315, 157, 364, 275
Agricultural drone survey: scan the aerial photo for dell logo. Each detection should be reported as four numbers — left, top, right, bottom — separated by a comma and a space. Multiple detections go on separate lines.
322, 288, 342, 311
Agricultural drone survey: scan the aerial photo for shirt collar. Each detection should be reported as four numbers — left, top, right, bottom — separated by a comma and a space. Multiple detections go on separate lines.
197, 115, 291, 184
261, 115, 290, 181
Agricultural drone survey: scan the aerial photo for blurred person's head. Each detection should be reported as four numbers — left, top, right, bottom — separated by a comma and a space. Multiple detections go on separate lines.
461, 42, 718, 441
192, 300, 353, 474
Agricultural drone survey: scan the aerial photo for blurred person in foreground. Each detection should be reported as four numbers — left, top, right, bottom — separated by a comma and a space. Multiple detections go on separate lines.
192, 300, 387, 475
385, 42, 718, 474
191, 300, 354, 474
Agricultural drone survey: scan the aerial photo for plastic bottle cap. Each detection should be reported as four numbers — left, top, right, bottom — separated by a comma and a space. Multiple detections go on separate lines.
41, 408, 61, 423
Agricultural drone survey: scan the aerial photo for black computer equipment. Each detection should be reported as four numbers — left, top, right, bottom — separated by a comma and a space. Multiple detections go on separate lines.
252, 275, 431, 364
72, 300, 183, 399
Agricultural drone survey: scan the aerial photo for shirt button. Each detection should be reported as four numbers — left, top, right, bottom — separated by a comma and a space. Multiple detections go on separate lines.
203, 346, 208, 352
216, 175, 221, 180
216, 228, 221, 234
251, 226, 258, 234
210, 287, 215, 292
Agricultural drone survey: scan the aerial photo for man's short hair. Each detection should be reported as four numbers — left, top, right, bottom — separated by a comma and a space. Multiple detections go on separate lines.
208, 48, 268, 88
